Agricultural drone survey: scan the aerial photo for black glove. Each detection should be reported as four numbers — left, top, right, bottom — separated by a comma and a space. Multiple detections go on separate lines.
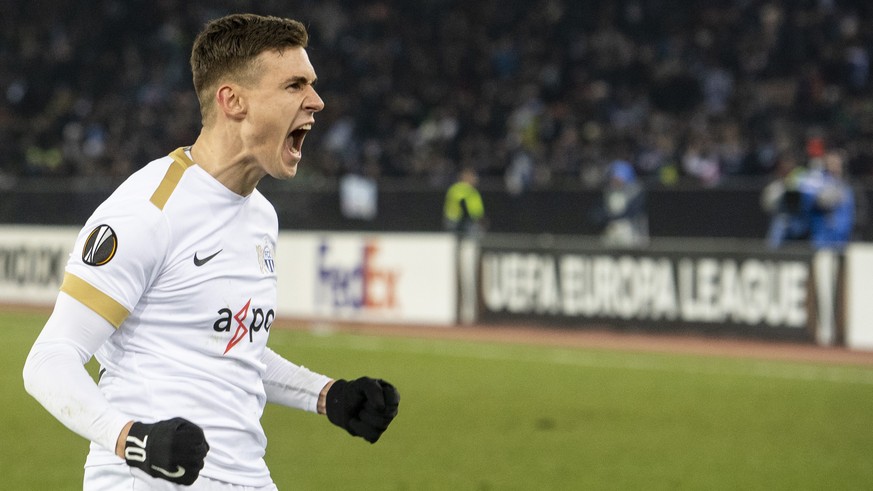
326, 377, 400, 443
123, 417, 209, 486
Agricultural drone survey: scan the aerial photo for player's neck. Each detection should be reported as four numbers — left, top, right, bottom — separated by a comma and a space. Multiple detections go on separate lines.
189, 131, 263, 197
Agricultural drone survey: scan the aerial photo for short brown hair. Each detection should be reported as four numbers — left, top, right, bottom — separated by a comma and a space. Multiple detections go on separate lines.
190, 13, 309, 123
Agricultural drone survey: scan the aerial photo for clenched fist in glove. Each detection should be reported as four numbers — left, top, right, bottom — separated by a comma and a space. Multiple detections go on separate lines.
123, 417, 210, 486
326, 377, 400, 443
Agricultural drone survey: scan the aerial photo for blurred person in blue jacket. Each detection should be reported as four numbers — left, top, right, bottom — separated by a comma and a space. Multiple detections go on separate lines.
597, 160, 648, 247
803, 150, 855, 250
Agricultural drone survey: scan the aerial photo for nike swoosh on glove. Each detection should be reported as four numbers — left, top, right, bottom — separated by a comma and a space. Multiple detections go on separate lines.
123, 417, 209, 486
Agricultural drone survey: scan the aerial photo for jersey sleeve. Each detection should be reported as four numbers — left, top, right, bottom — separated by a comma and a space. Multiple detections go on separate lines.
261, 347, 331, 413
23, 292, 132, 453
62, 198, 169, 327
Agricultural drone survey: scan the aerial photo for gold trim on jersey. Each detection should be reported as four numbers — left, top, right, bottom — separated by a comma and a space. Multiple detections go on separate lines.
59, 272, 130, 328
150, 147, 195, 210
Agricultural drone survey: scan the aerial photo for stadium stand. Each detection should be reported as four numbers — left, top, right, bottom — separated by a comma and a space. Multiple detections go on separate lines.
3, 0, 872, 185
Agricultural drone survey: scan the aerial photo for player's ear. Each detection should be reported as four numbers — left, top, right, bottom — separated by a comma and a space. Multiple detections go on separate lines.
215, 84, 247, 120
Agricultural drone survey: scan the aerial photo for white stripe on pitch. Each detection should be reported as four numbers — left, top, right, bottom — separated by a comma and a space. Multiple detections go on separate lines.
294, 332, 873, 386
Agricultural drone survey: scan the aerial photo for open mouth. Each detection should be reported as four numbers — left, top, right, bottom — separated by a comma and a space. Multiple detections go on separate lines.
288, 123, 312, 154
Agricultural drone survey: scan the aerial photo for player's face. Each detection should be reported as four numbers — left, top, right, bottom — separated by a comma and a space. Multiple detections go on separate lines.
241, 47, 324, 180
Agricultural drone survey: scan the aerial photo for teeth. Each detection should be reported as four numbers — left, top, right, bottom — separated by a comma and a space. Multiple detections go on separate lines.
298, 124, 312, 131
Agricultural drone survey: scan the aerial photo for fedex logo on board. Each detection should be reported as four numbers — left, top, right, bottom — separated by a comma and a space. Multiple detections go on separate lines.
316, 239, 399, 311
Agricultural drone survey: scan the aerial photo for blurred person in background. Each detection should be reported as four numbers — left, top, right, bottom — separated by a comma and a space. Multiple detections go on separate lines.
339, 170, 379, 221
761, 151, 809, 248
23, 13, 399, 490
444, 166, 486, 237
803, 149, 856, 250
595, 160, 648, 247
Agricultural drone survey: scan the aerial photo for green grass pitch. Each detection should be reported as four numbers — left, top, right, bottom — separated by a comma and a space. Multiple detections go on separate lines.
3, 311, 873, 490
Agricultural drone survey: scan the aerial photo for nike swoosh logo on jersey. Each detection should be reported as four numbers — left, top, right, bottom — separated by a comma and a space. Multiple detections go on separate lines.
193, 249, 223, 266
151, 465, 186, 479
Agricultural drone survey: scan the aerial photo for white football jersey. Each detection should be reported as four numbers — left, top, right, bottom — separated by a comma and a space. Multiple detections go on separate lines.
61, 148, 284, 486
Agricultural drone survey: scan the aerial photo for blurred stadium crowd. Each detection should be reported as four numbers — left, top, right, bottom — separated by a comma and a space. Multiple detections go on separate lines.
2, 0, 873, 189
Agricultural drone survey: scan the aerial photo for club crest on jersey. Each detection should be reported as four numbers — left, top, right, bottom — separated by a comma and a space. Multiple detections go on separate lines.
256, 238, 275, 274
82, 224, 118, 266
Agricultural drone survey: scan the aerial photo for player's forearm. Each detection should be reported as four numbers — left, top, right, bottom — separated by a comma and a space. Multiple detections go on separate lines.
317, 379, 334, 415
261, 347, 332, 413
23, 338, 131, 454
115, 421, 134, 458
22, 293, 132, 456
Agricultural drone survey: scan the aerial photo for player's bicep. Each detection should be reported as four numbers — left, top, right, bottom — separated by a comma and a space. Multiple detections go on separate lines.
30, 292, 117, 363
